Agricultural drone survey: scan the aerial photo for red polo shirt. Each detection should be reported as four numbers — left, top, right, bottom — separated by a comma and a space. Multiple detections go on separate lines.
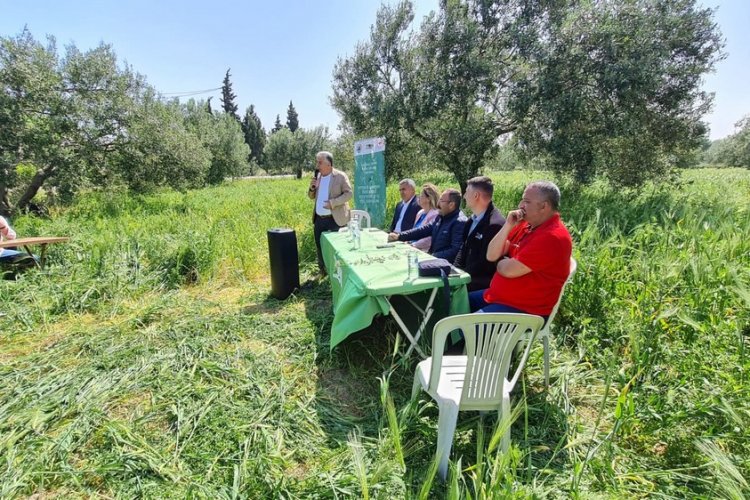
483, 213, 572, 316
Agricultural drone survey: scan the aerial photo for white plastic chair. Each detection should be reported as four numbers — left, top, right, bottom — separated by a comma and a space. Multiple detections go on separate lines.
537, 256, 577, 387
350, 209, 371, 228
412, 313, 545, 479
337, 210, 372, 232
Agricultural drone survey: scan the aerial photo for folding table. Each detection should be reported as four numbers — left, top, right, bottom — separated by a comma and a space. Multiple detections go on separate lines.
321, 229, 470, 357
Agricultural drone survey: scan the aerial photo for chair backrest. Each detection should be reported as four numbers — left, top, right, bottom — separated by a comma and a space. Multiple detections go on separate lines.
430, 313, 544, 407
539, 256, 577, 336
350, 210, 371, 228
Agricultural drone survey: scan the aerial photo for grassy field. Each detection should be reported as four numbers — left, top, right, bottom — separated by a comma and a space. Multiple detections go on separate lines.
1, 168, 748, 498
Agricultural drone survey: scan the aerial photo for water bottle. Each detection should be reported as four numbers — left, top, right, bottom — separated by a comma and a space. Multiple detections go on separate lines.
407, 251, 419, 281
351, 219, 361, 249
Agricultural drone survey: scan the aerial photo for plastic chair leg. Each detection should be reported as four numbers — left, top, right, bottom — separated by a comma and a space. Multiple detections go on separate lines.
436, 402, 459, 480
500, 394, 511, 453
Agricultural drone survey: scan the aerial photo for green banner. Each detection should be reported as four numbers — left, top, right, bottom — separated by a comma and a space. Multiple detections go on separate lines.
354, 137, 386, 228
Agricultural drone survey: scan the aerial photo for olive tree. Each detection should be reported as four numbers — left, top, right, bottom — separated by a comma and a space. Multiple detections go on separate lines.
0, 29, 146, 213
515, 0, 725, 186
265, 127, 331, 178
332, 0, 724, 190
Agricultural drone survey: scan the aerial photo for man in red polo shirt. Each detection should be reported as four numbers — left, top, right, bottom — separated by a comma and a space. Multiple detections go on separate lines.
469, 181, 572, 321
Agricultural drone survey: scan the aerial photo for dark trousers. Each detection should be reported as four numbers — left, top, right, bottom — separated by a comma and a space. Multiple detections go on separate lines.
314, 215, 342, 273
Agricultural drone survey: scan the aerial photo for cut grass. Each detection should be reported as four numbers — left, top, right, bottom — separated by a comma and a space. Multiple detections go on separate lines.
0, 168, 748, 497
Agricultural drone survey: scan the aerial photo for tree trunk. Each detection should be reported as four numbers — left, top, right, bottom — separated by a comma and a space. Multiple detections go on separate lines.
15, 165, 54, 213
458, 179, 467, 196
450, 153, 469, 196
0, 162, 10, 216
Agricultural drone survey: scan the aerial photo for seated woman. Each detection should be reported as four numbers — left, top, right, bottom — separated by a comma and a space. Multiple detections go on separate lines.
0, 216, 37, 272
0, 216, 20, 263
410, 183, 440, 251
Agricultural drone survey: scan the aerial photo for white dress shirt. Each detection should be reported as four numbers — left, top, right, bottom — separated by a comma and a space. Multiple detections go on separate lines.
315, 174, 332, 216
394, 196, 415, 232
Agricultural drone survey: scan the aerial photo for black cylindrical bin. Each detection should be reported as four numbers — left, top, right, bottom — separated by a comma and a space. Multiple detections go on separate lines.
267, 228, 300, 299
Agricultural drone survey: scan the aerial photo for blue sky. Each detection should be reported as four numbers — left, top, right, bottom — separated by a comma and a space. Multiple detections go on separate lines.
1, 0, 747, 140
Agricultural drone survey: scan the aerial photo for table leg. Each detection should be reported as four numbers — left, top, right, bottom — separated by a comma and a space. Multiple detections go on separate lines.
386, 287, 439, 359
388, 303, 426, 358
22, 245, 42, 269
39, 244, 48, 269
407, 287, 438, 358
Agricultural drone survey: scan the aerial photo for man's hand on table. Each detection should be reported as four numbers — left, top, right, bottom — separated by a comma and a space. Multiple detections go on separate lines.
387, 232, 399, 242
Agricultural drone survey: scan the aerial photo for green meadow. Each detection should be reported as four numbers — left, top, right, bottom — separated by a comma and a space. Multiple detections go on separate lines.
1, 168, 748, 498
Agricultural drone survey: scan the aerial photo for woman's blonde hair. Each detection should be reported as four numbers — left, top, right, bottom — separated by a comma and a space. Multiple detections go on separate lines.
420, 183, 440, 210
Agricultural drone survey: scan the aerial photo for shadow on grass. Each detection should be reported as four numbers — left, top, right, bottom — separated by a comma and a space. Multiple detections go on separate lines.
291, 277, 426, 444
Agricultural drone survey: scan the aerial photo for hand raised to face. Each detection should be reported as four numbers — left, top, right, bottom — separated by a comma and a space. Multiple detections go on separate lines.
506, 208, 525, 226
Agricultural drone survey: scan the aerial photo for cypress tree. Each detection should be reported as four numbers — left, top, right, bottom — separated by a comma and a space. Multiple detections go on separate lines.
220, 69, 239, 119
242, 105, 266, 164
286, 100, 299, 132
272, 114, 284, 133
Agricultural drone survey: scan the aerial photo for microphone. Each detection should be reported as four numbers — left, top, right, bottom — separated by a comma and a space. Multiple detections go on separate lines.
314, 168, 320, 179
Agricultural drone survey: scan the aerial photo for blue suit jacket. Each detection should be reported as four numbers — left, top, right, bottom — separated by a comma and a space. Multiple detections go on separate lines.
389, 196, 420, 232
397, 209, 468, 262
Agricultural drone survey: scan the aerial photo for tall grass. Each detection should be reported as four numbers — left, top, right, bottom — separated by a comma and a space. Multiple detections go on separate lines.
0, 169, 748, 497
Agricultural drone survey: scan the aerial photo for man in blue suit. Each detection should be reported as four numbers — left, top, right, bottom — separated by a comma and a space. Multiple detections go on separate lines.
388, 189, 467, 263
389, 179, 420, 232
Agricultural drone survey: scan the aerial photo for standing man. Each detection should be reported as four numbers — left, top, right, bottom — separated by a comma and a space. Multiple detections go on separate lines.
308, 151, 352, 275
470, 181, 572, 320
389, 189, 467, 263
389, 179, 420, 233
453, 176, 506, 291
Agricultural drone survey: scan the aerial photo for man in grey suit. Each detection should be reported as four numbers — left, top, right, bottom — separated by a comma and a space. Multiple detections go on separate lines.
389, 179, 420, 233
308, 151, 352, 275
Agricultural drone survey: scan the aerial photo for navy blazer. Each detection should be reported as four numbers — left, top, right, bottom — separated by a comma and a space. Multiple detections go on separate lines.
454, 203, 506, 291
398, 208, 468, 263
389, 196, 420, 232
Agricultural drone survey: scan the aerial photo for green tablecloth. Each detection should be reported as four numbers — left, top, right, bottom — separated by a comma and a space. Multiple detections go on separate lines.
321, 228, 470, 350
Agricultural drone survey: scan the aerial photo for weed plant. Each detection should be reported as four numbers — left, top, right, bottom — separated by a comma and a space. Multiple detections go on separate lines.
0, 169, 748, 497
